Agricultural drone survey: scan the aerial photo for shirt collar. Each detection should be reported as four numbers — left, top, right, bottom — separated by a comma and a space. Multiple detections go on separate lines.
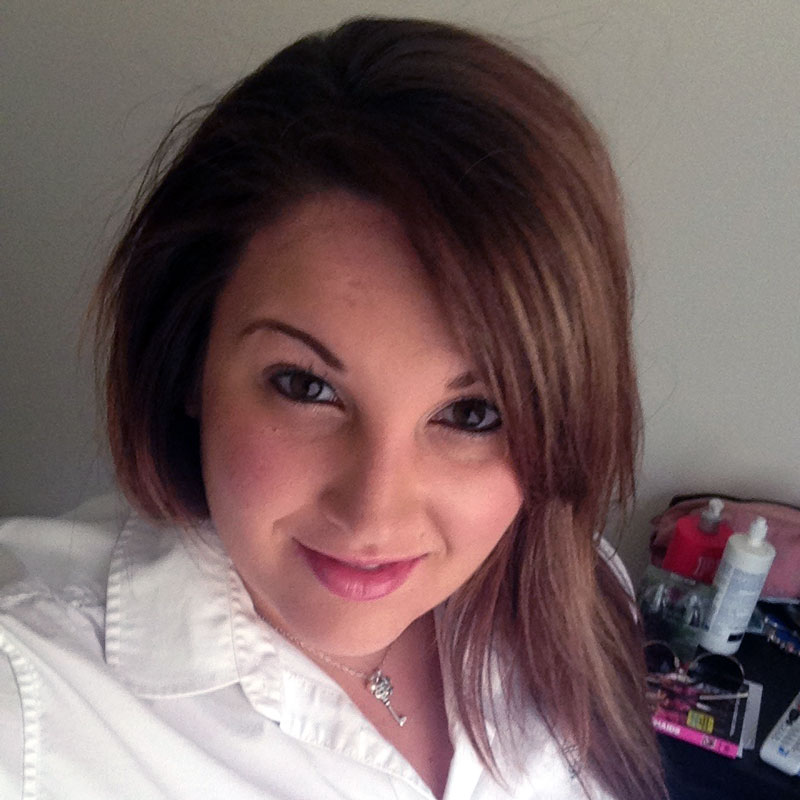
103, 512, 434, 794
105, 513, 287, 713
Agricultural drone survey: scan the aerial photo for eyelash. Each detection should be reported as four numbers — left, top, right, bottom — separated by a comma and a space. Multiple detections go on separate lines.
265, 365, 502, 435
267, 364, 342, 407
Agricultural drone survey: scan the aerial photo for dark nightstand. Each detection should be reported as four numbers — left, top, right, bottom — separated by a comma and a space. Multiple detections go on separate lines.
660, 634, 800, 799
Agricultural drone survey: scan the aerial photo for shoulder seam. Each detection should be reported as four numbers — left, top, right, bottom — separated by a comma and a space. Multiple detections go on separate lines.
597, 538, 635, 600
0, 624, 40, 800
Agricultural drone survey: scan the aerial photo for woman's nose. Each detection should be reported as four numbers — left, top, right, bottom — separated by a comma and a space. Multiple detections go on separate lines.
318, 432, 427, 550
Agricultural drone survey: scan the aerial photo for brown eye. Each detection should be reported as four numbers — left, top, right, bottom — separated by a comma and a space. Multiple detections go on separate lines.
434, 398, 501, 434
269, 368, 338, 405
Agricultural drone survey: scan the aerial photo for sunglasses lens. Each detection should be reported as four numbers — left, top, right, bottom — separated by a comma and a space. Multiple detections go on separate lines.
687, 654, 744, 691
644, 642, 678, 674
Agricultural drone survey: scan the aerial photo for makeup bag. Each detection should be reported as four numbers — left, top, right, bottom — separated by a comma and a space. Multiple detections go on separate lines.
649, 494, 800, 602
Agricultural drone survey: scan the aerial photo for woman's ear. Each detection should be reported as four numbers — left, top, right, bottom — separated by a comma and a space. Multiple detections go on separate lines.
185, 346, 208, 419
185, 397, 200, 419
185, 373, 202, 419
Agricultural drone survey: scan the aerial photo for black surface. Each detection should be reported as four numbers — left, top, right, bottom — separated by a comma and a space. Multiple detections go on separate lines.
660, 634, 800, 799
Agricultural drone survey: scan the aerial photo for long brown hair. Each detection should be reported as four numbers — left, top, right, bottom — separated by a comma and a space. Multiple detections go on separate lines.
94, 17, 665, 799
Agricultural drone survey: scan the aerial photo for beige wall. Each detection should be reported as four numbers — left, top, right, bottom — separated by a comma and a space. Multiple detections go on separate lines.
2, 0, 798, 582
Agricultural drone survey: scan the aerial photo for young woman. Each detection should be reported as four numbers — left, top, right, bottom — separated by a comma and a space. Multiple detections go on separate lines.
0, 17, 667, 800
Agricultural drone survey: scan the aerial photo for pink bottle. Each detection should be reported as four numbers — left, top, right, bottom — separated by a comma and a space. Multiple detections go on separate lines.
662, 498, 734, 584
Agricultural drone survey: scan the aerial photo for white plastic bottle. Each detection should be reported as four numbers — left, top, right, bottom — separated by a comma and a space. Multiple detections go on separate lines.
699, 517, 776, 655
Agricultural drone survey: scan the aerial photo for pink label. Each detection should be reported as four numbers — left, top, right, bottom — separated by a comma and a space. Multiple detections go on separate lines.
652, 713, 739, 758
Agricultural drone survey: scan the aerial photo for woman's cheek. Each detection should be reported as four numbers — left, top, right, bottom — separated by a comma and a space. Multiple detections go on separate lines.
204, 408, 337, 521
434, 459, 522, 554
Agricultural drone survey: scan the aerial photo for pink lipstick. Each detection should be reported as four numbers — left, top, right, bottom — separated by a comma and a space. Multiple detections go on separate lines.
297, 543, 423, 601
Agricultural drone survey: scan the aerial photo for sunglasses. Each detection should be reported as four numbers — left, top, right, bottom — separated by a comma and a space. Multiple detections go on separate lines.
644, 640, 748, 702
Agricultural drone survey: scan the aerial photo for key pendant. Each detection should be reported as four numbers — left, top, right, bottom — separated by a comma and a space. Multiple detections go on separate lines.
367, 669, 407, 727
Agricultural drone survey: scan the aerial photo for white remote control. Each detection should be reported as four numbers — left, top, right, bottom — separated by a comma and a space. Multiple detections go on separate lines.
759, 689, 800, 776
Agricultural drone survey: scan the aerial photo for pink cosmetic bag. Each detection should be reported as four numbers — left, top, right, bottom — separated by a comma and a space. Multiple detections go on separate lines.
650, 494, 800, 602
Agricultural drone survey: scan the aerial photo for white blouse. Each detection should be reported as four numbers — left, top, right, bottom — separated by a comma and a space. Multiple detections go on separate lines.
0, 495, 617, 800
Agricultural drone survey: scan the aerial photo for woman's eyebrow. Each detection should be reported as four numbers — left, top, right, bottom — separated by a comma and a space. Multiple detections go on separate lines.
241, 318, 475, 388
447, 371, 476, 390
239, 318, 345, 371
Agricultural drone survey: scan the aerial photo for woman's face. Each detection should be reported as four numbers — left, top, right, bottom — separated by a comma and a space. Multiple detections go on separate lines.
199, 190, 522, 657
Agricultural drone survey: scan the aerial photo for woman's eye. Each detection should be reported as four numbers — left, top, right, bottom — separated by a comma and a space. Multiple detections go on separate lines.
269, 368, 339, 405
434, 398, 501, 434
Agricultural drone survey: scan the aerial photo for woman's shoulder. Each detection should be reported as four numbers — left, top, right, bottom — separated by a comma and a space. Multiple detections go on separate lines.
596, 536, 635, 599
0, 494, 132, 800
0, 492, 131, 601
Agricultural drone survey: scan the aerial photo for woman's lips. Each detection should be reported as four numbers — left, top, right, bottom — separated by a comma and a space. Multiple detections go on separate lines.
297, 543, 424, 601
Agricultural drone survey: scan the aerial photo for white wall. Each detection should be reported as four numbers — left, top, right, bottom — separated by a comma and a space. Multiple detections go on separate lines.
2, 0, 798, 582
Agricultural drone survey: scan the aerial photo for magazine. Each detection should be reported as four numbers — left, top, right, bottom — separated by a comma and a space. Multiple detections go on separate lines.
647, 669, 752, 758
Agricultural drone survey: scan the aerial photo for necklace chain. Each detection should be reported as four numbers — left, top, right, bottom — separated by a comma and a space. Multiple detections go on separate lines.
274, 624, 391, 680
257, 612, 407, 726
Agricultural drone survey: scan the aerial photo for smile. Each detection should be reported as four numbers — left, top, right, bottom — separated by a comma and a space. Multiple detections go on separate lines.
296, 543, 425, 601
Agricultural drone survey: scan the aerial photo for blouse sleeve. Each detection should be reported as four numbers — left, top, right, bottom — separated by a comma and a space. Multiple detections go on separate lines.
597, 537, 635, 600
0, 621, 26, 799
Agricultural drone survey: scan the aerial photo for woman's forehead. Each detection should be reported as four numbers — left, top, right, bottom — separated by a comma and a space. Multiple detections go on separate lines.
211, 190, 467, 364
228, 196, 419, 303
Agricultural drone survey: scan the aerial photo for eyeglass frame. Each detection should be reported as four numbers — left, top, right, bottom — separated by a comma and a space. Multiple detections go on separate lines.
643, 640, 748, 703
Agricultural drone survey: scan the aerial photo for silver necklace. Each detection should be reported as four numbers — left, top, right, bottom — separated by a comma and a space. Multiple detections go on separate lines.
263, 618, 407, 727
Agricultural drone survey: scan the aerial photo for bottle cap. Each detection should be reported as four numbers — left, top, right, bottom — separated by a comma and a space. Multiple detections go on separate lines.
748, 516, 768, 545
699, 498, 724, 533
